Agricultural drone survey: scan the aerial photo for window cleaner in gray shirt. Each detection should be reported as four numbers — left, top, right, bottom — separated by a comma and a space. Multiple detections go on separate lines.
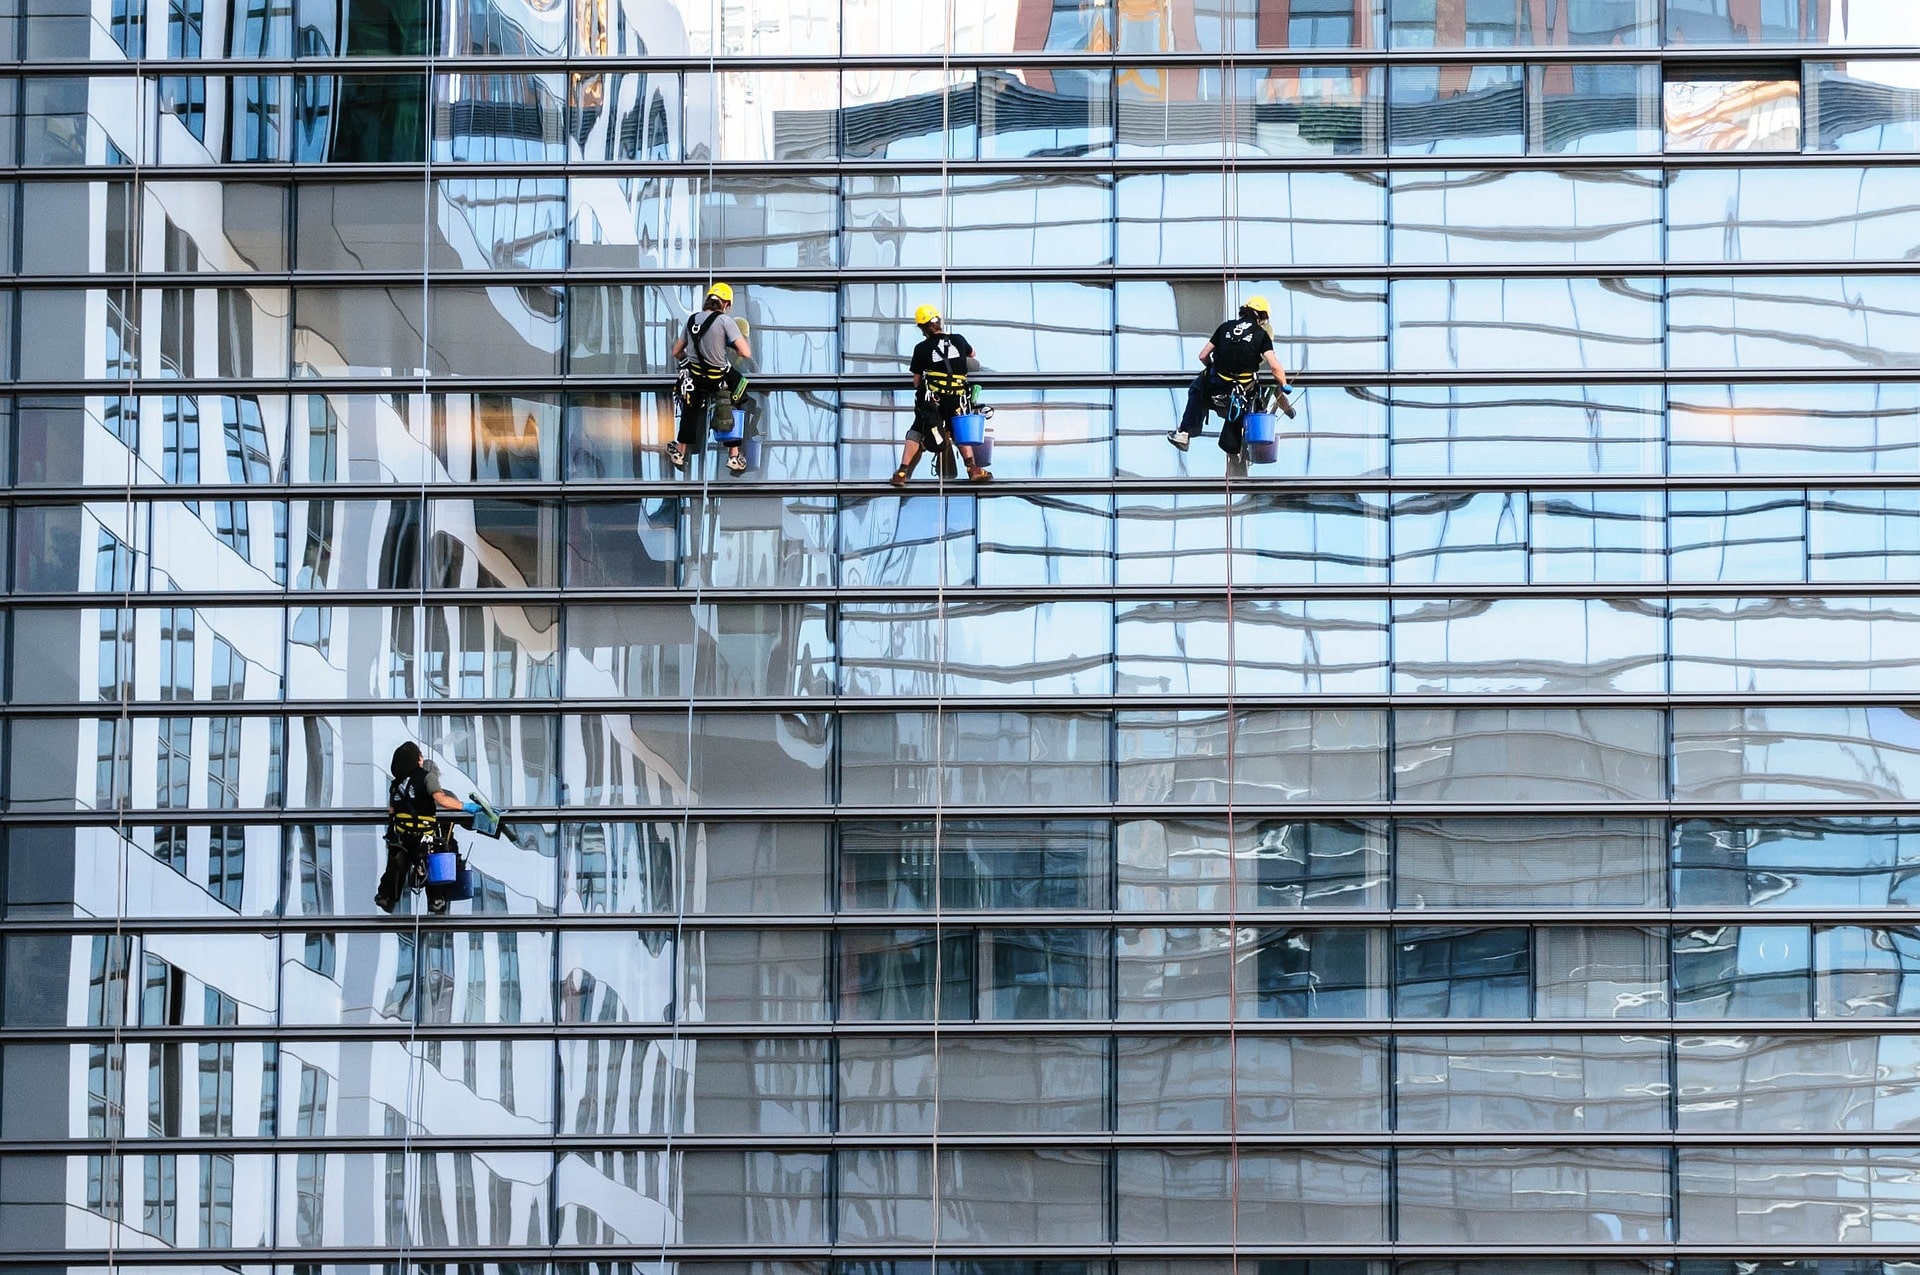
667, 282, 755, 475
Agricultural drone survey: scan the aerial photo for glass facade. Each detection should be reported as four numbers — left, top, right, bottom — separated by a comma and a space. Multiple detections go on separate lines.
6, 0, 1920, 1271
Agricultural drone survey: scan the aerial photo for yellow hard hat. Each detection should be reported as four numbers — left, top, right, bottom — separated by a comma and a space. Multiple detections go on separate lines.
1243, 294, 1271, 315
914, 302, 941, 327
706, 282, 733, 304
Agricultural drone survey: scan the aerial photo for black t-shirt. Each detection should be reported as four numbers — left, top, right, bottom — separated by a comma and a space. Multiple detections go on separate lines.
910, 331, 974, 381
1207, 318, 1274, 375
388, 764, 440, 820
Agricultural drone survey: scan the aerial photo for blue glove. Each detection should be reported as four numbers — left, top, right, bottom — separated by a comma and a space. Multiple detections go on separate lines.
461, 800, 483, 815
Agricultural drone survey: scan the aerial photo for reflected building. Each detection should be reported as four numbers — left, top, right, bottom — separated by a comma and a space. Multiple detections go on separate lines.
9, 0, 1920, 1273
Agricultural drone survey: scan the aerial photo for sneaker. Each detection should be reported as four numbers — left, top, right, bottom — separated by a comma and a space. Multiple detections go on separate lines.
890, 468, 911, 489
967, 465, 993, 483
727, 451, 747, 475
665, 442, 687, 469
1167, 430, 1191, 452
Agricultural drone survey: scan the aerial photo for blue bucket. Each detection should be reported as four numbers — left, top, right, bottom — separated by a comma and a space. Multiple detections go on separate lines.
1243, 412, 1278, 445
449, 867, 476, 902
1248, 439, 1279, 464
951, 412, 986, 446
710, 408, 745, 444
425, 850, 460, 884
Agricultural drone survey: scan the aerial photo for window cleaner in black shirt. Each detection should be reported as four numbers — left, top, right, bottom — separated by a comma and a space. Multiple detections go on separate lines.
377, 741, 475, 915
892, 303, 992, 487
1167, 295, 1297, 457
666, 282, 755, 476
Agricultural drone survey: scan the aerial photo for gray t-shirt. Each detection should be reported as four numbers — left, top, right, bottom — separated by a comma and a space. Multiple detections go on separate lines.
685, 311, 743, 368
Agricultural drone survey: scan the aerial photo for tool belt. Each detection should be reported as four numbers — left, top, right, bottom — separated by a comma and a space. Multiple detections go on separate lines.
1209, 369, 1257, 421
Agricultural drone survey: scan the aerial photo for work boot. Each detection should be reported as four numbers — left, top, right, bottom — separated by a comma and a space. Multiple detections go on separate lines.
967, 464, 992, 482
1167, 430, 1190, 452
890, 468, 911, 488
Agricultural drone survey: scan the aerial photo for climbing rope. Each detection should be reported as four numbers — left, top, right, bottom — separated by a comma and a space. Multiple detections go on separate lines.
395, 21, 442, 1261
654, 3, 724, 1258
1220, 15, 1244, 1272
101, 49, 146, 1264
927, 0, 957, 1255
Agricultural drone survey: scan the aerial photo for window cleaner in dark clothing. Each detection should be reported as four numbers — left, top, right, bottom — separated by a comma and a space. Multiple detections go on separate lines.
666, 282, 754, 476
376, 741, 475, 915
892, 303, 992, 487
1168, 295, 1297, 456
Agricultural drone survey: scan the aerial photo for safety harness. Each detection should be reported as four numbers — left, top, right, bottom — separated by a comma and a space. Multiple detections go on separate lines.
921, 334, 973, 408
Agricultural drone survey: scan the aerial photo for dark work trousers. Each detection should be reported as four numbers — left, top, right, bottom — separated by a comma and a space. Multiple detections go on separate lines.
1179, 368, 1255, 454
677, 367, 749, 445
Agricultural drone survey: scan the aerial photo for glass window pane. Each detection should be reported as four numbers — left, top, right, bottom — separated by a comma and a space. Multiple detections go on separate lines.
431, 73, 566, 163
838, 600, 1111, 697
1395, 925, 1530, 1018
561, 711, 829, 809
1391, 491, 1528, 583
1673, 596, 1920, 695
1116, 171, 1387, 269
976, 490, 1114, 577
1392, 276, 1664, 371
1396, 1034, 1670, 1133
1248, 926, 1389, 1019
1810, 60, 1920, 152
684, 69, 839, 161
1119, 1148, 1388, 1244
1117, 709, 1389, 805
565, 603, 831, 699
1530, 491, 1666, 584
1117, 926, 1232, 1021
1817, 925, 1920, 1017
1677, 1147, 1920, 1245
426, 284, 562, 378
567, 71, 682, 161
1117, 1034, 1387, 1134
1389, 169, 1661, 264
1672, 276, 1920, 370
1668, 168, 1920, 263
1390, 64, 1523, 155
1117, 598, 1389, 697
294, 75, 428, 163
1674, 924, 1813, 1019
573, 174, 837, 270
428, 498, 559, 589
841, 67, 972, 159
1676, 705, 1920, 803
1390, 0, 1655, 45
25, 76, 145, 166
1671, 383, 1920, 475
1675, 817, 1920, 910
430, 178, 564, 271
840, 711, 1110, 808
683, 929, 828, 1024
1676, 1033, 1920, 1132
1664, 77, 1801, 152
293, 287, 425, 378
1114, 492, 1390, 586
1394, 707, 1666, 803
840, 819, 1107, 913
1538, 926, 1669, 1019
1392, 597, 1666, 694
1398, 818, 1665, 909
1117, 818, 1387, 914
1810, 489, 1920, 582
1397, 1146, 1670, 1242
1533, 63, 1661, 152
142, 181, 286, 272
975, 67, 1111, 159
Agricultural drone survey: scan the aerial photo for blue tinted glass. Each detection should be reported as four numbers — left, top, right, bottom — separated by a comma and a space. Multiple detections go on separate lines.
1389, 64, 1523, 156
